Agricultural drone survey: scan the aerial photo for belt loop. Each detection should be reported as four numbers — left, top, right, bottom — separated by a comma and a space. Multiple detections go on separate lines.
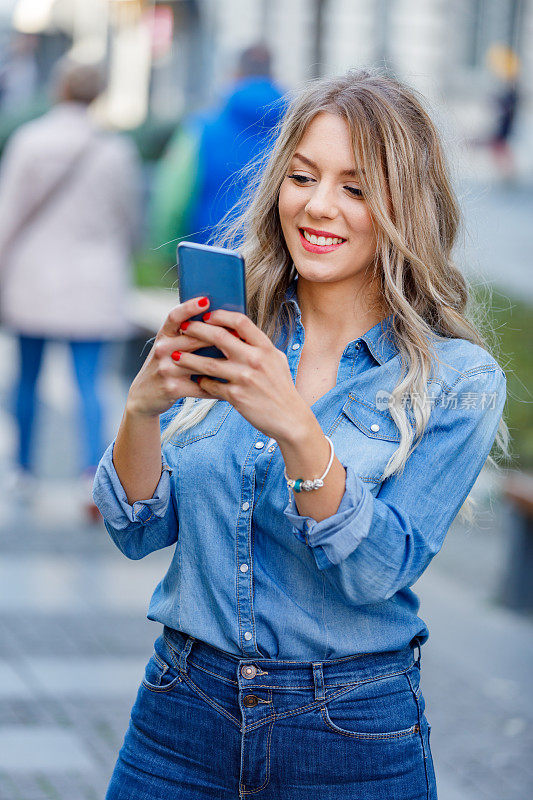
312, 662, 325, 702
413, 638, 421, 667
178, 636, 194, 674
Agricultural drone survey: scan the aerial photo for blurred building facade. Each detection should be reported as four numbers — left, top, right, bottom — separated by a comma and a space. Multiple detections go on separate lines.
0, 0, 531, 141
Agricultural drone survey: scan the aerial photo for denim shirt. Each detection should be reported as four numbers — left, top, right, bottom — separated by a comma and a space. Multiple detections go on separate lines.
93, 280, 506, 660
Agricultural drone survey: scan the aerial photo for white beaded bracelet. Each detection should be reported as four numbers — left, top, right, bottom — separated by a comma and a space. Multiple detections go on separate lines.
284, 436, 335, 493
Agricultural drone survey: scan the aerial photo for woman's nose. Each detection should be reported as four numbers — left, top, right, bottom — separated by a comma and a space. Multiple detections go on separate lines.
304, 185, 338, 219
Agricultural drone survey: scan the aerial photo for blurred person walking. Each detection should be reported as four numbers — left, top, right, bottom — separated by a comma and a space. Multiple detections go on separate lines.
0, 57, 142, 516
150, 43, 285, 261
94, 70, 508, 797
486, 44, 521, 183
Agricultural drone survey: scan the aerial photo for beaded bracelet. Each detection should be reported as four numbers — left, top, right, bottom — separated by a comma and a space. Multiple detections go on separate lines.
284, 436, 335, 492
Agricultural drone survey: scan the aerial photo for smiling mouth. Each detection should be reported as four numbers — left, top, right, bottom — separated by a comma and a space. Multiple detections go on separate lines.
299, 228, 346, 253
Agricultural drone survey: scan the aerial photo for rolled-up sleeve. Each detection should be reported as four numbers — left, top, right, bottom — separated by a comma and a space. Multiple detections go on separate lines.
93, 441, 172, 528
93, 441, 177, 559
284, 366, 506, 605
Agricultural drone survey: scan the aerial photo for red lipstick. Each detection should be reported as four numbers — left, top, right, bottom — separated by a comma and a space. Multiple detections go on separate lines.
298, 228, 346, 254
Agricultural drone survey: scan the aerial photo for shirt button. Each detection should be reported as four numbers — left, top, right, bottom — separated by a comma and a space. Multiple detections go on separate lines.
242, 502, 250, 511
292, 343, 300, 350
240, 563, 249, 573
255, 442, 264, 449
244, 631, 253, 641
370, 423, 380, 432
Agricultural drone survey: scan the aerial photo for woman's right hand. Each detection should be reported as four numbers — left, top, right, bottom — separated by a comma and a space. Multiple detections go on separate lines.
126, 296, 214, 417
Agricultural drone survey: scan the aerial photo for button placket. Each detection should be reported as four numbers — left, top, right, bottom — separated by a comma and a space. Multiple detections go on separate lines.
236, 455, 255, 653
236, 438, 270, 655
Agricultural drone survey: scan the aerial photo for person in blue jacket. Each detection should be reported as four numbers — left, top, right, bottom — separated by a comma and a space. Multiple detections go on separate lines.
95, 69, 509, 798
150, 44, 285, 262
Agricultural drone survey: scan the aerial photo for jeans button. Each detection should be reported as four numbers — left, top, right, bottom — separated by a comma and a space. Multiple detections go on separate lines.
241, 665, 257, 679
243, 694, 259, 707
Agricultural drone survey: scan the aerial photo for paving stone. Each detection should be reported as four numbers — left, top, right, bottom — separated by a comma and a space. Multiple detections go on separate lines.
0, 727, 94, 771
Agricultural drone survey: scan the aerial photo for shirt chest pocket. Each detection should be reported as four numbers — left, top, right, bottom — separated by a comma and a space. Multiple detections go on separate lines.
168, 401, 232, 448
330, 395, 402, 491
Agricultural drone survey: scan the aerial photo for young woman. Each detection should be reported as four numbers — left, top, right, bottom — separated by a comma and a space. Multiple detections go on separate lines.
94, 70, 508, 799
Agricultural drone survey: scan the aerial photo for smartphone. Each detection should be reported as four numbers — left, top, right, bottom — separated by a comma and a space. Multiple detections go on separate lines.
176, 242, 247, 382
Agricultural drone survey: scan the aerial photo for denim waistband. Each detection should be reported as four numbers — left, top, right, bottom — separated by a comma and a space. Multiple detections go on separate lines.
163, 627, 420, 691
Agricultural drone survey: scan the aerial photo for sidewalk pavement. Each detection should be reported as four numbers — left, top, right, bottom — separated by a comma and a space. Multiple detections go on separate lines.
0, 328, 532, 800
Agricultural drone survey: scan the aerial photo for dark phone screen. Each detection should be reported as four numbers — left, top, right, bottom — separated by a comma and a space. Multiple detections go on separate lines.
177, 242, 247, 382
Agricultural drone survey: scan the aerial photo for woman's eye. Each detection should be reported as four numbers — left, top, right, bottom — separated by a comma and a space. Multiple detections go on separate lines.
287, 173, 313, 185
345, 186, 363, 197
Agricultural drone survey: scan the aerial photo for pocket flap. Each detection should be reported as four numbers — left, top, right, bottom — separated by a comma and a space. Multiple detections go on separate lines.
169, 401, 232, 446
342, 395, 401, 443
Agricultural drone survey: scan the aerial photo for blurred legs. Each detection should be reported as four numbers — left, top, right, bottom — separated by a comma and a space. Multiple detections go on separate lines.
69, 340, 107, 473
15, 335, 45, 471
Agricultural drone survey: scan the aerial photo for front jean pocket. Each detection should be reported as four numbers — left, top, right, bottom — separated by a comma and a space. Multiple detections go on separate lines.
321, 667, 420, 739
141, 636, 182, 693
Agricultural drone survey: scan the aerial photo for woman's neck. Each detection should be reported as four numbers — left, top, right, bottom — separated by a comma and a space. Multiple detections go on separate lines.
296, 276, 387, 347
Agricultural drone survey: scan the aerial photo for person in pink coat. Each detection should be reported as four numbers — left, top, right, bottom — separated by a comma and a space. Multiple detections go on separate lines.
0, 57, 142, 514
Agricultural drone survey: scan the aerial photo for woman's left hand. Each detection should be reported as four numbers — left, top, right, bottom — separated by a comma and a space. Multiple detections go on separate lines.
176, 309, 311, 443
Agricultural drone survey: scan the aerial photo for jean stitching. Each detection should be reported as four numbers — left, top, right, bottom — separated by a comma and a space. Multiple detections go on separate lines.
406, 670, 431, 800
183, 673, 241, 731
169, 406, 231, 446
320, 706, 419, 739
187, 660, 239, 687
163, 635, 182, 670
153, 652, 168, 672
142, 675, 181, 693
243, 667, 412, 733
245, 663, 413, 692
241, 718, 273, 794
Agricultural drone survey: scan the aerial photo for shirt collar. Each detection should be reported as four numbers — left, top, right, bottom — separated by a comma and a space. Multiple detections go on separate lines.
283, 277, 398, 365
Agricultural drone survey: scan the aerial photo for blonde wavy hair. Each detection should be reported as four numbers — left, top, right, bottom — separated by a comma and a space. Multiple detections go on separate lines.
162, 69, 510, 516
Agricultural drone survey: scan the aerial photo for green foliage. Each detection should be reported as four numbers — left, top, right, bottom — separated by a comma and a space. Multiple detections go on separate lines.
471, 286, 533, 470
133, 249, 177, 289
490, 294, 533, 470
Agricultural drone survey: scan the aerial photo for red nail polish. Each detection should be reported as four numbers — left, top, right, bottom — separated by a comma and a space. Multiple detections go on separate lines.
171, 351, 181, 361
202, 312, 211, 321
180, 321, 190, 331
198, 297, 209, 307
229, 328, 239, 337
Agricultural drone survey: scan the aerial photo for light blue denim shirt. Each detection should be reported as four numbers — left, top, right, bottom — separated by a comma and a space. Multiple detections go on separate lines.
93, 279, 506, 660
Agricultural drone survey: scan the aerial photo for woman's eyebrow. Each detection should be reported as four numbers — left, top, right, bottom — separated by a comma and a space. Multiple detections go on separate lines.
292, 152, 363, 177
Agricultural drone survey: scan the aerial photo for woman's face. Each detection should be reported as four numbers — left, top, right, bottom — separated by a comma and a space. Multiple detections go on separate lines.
278, 112, 379, 288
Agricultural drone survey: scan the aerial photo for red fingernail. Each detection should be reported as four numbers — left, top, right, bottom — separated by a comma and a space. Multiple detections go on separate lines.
198, 297, 209, 307
171, 351, 181, 361
229, 328, 239, 337
180, 321, 190, 331
202, 312, 211, 321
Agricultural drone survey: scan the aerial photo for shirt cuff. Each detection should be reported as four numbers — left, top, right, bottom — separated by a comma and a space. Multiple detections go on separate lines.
283, 464, 374, 569
92, 441, 172, 529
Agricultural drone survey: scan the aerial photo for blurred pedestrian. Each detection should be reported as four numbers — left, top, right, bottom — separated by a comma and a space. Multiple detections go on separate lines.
486, 44, 520, 183
0, 33, 38, 113
94, 70, 508, 797
0, 56, 142, 517
150, 43, 285, 262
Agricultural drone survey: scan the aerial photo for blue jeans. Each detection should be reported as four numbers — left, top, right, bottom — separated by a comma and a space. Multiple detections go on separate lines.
106, 628, 437, 799
14, 335, 106, 472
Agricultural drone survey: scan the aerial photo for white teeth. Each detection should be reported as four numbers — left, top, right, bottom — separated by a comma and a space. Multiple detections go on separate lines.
302, 230, 344, 246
